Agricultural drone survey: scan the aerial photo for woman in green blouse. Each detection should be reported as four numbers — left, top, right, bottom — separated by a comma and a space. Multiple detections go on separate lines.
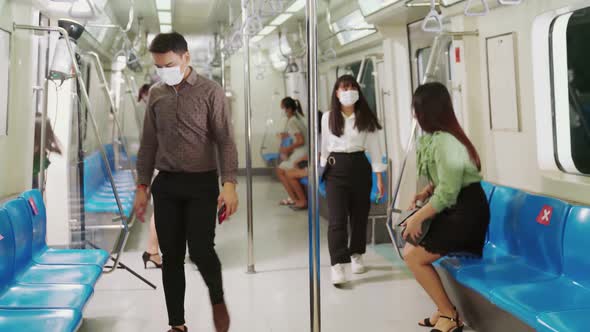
33, 113, 62, 190
403, 83, 490, 332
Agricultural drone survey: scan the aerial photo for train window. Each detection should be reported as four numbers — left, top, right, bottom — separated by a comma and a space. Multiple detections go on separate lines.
550, 8, 590, 175
359, 60, 377, 114
416, 47, 432, 83
331, 10, 376, 46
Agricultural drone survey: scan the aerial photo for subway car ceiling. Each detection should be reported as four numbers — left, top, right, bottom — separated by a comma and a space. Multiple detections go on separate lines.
0, 0, 589, 207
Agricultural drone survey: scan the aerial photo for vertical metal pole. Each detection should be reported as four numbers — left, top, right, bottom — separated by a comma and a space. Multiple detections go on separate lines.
242, 0, 255, 274
306, 0, 321, 331
221, 49, 226, 89
38, 79, 49, 192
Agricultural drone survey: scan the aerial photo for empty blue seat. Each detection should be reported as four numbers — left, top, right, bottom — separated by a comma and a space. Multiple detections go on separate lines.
490, 206, 590, 327
20, 190, 109, 267
3, 200, 102, 287
537, 309, 590, 332
455, 192, 570, 299
0, 309, 81, 332
0, 208, 92, 311
83, 146, 136, 216
438, 186, 525, 278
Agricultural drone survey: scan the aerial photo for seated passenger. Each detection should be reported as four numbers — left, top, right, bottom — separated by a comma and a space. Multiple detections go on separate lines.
32, 113, 62, 191
285, 156, 309, 210
402, 82, 490, 332
284, 111, 323, 211
276, 97, 308, 206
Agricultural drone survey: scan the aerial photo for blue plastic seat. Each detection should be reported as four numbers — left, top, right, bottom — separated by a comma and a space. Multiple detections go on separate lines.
83, 146, 136, 217
537, 309, 590, 332
480, 181, 495, 202
456, 192, 570, 299
0, 309, 81, 332
438, 186, 525, 278
20, 190, 109, 267
0, 208, 93, 311
489, 206, 590, 327
3, 200, 102, 287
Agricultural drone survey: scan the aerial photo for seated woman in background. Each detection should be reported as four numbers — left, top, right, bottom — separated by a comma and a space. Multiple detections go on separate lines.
284, 111, 324, 210
402, 82, 490, 332
277, 97, 308, 206
33, 113, 62, 191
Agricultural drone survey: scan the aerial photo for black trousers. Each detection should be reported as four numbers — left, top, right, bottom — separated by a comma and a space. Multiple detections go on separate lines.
151, 171, 224, 326
325, 152, 372, 265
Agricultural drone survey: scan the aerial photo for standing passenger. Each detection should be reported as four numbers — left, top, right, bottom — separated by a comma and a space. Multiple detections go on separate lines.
321, 75, 385, 286
133, 32, 238, 332
403, 82, 489, 332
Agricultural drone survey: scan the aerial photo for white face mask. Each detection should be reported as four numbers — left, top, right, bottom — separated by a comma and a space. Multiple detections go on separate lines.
338, 90, 359, 107
156, 65, 186, 86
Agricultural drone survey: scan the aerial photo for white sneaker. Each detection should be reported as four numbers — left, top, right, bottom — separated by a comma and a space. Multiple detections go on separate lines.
351, 254, 366, 274
331, 264, 347, 285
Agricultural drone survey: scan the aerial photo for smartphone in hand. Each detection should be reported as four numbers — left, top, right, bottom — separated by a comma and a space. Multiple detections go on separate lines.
218, 203, 227, 225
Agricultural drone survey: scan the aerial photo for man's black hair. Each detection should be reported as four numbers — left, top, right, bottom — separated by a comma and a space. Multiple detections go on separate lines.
149, 32, 188, 55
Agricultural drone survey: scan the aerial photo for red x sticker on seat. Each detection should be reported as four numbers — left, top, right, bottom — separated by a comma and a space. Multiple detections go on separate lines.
28, 198, 39, 216
536, 205, 553, 226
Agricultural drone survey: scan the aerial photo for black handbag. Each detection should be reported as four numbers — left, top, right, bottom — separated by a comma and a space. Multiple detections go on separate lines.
393, 207, 433, 248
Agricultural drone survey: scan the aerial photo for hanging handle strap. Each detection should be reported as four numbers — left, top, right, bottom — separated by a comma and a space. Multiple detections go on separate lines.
498, 0, 522, 5
464, 0, 490, 16
422, 0, 443, 33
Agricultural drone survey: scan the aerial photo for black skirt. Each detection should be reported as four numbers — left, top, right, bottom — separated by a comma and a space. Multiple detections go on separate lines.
420, 182, 490, 257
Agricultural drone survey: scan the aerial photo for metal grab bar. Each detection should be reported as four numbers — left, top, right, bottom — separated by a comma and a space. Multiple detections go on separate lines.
242, 0, 256, 274
122, 71, 144, 136
306, 0, 321, 331
13, 24, 130, 274
83, 52, 138, 183
464, 0, 489, 16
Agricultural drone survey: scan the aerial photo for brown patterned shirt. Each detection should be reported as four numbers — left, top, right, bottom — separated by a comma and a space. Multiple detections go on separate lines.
136, 68, 238, 186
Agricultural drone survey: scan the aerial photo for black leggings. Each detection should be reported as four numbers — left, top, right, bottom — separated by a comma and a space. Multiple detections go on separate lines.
325, 152, 372, 265
151, 171, 224, 326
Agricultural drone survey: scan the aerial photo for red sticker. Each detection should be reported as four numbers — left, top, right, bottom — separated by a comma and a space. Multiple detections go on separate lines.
536, 205, 553, 226
28, 198, 39, 216
455, 47, 461, 63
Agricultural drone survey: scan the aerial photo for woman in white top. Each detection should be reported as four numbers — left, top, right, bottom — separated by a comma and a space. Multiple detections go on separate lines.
277, 97, 308, 206
321, 75, 385, 285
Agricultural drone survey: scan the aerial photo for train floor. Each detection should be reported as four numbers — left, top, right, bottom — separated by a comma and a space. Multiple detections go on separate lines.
79, 176, 469, 332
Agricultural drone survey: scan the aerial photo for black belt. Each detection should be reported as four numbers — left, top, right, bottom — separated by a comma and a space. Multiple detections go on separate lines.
327, 151, 365, 166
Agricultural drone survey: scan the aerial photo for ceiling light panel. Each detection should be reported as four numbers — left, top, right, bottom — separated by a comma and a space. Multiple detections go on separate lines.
158, 11, 172, 24
270, 13, 293, 26
259, 25, 277, 35
286, 0, 305, 12
156, 0, 172, 11
358, 0, 402, 16
250, 35, 264, 43
160, 24, 172, 33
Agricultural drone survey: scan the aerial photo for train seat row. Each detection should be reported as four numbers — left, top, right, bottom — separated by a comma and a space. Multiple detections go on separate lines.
436, 182, 590, 332
83, 144, 136, 216
0, 189, 108, 332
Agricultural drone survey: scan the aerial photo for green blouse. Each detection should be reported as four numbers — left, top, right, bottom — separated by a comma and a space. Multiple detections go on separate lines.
417, 131, 482, 212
